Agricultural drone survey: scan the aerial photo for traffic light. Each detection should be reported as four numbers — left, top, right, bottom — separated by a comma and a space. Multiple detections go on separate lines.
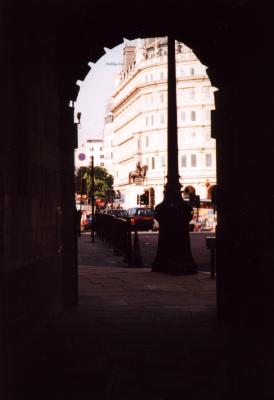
140, 191, 149, 206
144, 191, 149, 205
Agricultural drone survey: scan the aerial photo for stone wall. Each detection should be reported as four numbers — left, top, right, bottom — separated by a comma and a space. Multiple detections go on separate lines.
0, 8, 78, 379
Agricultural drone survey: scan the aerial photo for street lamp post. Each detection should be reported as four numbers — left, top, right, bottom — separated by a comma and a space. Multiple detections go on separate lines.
152, 36, 197, 275
90, 156, 95, 243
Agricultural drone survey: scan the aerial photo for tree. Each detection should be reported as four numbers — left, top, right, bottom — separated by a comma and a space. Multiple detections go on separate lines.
75, 166, 114, 199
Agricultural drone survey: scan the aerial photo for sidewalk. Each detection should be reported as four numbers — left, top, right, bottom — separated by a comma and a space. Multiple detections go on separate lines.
10, 233, 227, 399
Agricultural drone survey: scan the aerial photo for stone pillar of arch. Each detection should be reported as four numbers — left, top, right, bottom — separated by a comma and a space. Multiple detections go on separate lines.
210, 53, 274, 324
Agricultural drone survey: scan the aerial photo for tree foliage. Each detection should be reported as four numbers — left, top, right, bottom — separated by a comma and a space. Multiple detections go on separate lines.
75, 166, 114, 198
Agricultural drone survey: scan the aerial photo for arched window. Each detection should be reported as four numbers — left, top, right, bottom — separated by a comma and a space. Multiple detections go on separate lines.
205, 153, 212, 167
191, 154, 197, 167
181, 155, 187, 167
160, 92, 165, 104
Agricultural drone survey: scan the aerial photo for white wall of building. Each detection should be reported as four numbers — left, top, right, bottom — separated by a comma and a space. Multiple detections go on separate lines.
75, 138, 104, 171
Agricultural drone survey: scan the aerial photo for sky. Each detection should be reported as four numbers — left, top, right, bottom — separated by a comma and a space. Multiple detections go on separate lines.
75, 39, 139, 145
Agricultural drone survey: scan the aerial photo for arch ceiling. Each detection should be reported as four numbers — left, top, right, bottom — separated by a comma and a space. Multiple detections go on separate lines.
3, 0, 269, 102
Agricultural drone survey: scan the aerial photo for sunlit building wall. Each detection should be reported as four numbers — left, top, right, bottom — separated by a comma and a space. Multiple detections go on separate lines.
109, 37, 217, 208
74, 138, 104, 171
103, 98, 115, 177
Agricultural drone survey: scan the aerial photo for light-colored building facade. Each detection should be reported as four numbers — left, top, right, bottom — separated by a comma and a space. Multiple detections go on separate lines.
75, 138, 104, 171
105, 37, 217, 209
103, 99, 115, 177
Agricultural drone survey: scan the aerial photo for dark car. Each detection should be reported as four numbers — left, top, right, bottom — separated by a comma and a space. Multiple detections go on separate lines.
127, 207, 155, 231
105, 209, 129, 219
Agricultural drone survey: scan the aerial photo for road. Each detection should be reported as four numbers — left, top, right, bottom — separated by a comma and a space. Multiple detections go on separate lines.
136, 231, 215, 273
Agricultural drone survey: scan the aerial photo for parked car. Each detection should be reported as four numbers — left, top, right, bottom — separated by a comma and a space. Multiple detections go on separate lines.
81, 212, 93, 231
127, 207, 155, 231
105, 209, 129, 219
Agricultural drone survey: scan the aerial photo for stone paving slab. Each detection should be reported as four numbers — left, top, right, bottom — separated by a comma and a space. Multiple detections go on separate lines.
9, 232, 268, 399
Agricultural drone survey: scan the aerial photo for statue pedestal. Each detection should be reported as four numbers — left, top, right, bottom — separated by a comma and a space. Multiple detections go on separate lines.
133, 178, 143, 185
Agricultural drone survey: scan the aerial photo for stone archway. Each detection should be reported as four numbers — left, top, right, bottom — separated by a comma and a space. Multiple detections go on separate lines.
2, 1, 274, 332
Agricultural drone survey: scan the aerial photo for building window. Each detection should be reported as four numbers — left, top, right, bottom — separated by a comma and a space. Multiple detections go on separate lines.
145, 116, 149, 126
190, 67, 195, 75
180, 68, 185, 76
191, 154, 197, 167
204, 87, 211, 99
189, 89, 195, 100
151, 157, 155, 169
100, 147, 103, 151
160, 155, 165, 167
160, 113, 165, 124
150, 74, 153, 81
160, 71, 164, 80
146, 136, 149, 147
137, 138, 141, 149
181, 155, 187, 167
100, 162, 104, 167
111, 152, 113, 159
151, 115, 154, 125
191, 131, 196, 137
160, 92, 165, 103
100, 155, 104, 158
181, 111, 186, 122
205, 153, 212, 167
191, 111, 196, 121
179, 89, 185, 102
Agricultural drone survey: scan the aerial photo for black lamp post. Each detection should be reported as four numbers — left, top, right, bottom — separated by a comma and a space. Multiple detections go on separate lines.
90, 155, 95, 243
152, 36, 197, 275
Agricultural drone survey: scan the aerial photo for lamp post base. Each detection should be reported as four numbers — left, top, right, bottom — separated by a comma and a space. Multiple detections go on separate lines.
152, 197, 197, 275
152, 259, 197, 275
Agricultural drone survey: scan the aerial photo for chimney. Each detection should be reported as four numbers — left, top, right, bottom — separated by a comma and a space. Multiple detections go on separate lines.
122, 45, 136, 72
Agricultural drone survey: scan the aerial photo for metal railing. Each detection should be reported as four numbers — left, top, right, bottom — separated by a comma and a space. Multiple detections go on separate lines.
95, 213, 132, 267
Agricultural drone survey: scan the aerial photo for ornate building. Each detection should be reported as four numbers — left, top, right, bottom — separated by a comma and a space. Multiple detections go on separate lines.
105, 37, 217, 208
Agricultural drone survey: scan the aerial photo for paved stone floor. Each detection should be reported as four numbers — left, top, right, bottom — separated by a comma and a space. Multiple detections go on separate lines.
7, 233, 274, 399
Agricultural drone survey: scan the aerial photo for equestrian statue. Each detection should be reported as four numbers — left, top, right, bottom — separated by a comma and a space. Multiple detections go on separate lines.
129, 162, 148, 183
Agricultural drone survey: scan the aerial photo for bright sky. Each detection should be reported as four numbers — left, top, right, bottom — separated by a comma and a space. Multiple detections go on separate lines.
75, 39, 139, 145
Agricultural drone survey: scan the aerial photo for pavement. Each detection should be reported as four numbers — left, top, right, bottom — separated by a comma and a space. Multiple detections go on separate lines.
6, 232, 274, 399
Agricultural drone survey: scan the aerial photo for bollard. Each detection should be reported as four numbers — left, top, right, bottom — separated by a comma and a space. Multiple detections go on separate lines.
205, 236, 216, 279
131, 230, 144, 267
125, 218, 132, 267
